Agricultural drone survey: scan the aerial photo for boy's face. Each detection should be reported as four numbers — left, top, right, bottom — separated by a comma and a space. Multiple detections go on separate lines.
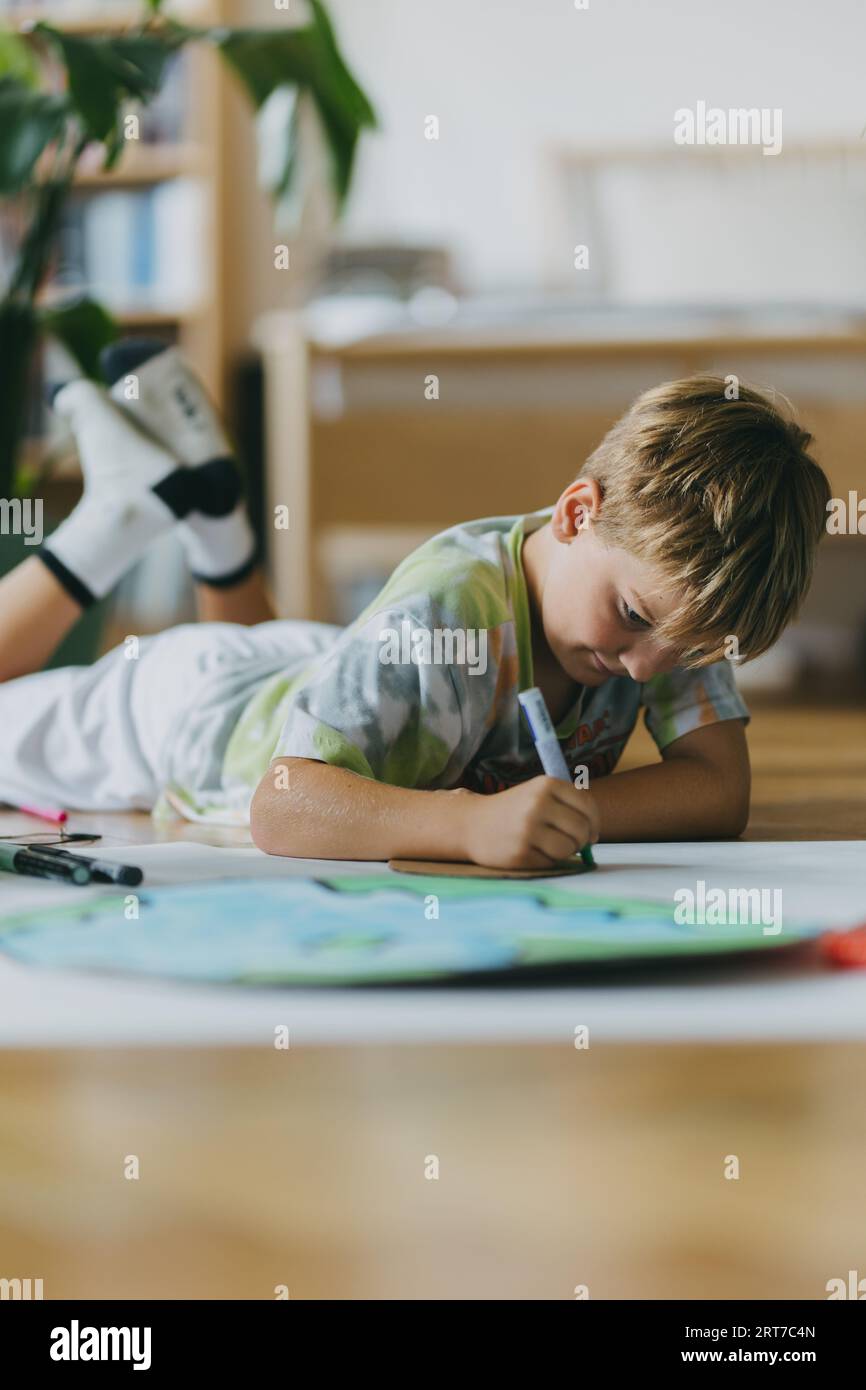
538, 481, 688, 686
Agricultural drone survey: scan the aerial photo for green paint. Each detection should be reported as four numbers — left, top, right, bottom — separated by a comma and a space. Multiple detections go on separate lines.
323, 873, 665, 915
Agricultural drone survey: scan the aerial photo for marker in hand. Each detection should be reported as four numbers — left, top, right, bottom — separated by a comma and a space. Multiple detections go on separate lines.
517, 686, 596, 869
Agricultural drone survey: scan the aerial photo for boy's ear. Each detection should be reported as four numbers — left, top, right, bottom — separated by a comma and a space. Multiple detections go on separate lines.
552, 477, 603, 541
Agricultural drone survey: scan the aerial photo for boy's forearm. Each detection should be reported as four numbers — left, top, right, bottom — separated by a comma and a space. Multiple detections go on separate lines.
251, 749, 749, 862
590, 756, 750, 841
251, 758, 477, 861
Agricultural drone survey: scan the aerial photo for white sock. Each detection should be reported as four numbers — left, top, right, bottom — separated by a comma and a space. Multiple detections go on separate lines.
40, 381, 191, 605
102, 341, 257, 587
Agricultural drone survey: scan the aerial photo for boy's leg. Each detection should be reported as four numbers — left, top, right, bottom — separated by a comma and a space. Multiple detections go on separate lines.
102, 340, 279, 626
194, 567, 276, 625
101, 340, 261, 605
0, 623, 206, 813
0, 617, 326, 813
0, 556, 81, 681
0, 381, 190, 683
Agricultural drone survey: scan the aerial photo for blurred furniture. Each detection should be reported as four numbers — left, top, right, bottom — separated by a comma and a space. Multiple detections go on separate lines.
255, 307, 866, 625
542, 141, 866, 306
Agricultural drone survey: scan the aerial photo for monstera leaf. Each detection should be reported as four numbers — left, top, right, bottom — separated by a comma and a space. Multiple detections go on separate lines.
214, 0, 376, 217
39, 296, 118, 380
0, 77, 68, 194
33, 23, 181, 153
0, 29, 40, 88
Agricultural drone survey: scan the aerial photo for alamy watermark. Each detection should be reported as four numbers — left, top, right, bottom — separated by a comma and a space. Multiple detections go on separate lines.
826, 1269, 866, 1299
1, 1276, 43, 1299
826, 492, 866, 535
0, 497, 43, 545
674, 880, 782, 936
378, 620, 487, 675
674, 101, 782, 156
50, 1321, 151, 1370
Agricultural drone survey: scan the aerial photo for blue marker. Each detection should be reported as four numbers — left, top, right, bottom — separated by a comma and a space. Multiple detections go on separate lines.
517, 686, 596, 869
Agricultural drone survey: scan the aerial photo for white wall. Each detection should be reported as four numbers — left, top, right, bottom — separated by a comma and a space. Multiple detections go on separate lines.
327, 0, 866, 293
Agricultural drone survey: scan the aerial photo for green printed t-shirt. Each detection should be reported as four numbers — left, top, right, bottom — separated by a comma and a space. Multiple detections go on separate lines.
222, 509, 750, 798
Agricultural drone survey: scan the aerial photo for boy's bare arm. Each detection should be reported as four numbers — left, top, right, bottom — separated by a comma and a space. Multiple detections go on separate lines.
251, 758, 473, 861
590, 719, 751, 841
250, 758, 599, 870
250, 721, 747, 865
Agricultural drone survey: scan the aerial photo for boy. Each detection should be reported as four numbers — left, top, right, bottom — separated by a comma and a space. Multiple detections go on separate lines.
0, 348, 830, 870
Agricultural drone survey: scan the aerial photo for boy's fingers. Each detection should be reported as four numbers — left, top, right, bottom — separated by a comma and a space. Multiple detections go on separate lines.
531, 824, 581, 864
548, 781, 600, 841
540, 812, 590, 853
533, 804, 594, 859
541, 797, 596, 847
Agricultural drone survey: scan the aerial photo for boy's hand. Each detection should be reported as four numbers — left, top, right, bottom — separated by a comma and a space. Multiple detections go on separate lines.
464, 775, 600, 871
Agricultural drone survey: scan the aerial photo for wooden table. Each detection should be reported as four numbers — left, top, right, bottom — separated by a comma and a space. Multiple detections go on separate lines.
1, 702, 864, 1299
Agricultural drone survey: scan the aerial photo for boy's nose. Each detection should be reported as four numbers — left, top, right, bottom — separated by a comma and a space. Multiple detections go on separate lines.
617, 642, 660, 683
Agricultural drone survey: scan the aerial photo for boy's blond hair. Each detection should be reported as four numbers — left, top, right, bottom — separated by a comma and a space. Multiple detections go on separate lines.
584, 375, 831, 666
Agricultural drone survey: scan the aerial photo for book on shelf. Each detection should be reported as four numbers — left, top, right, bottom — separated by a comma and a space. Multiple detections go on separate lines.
55, 178, 208, 315
137, 50, 188, 147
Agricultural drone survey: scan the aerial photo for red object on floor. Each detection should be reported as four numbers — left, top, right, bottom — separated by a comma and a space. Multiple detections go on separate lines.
821, 924, 866, 968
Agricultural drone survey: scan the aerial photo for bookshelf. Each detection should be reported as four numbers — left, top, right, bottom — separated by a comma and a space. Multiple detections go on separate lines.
3, 0, 227, 448
70, 143, 209, 188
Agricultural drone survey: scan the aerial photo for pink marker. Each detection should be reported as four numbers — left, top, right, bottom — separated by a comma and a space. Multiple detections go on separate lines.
19, 804, 69, 826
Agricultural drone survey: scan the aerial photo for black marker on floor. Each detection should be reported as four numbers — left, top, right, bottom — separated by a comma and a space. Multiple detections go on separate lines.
0, 843, 91, 886
11, 844, 143, 887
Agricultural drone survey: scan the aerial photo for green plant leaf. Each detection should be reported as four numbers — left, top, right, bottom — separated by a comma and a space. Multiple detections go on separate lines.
214, 13, 375, 216
307, 88, 360, 205
308, 0, 376, 129
103, 122, 130, 172
110, 33, 187, 91
39, 295, 117, 380
0, 297, 39, 498
34, 24, 179, 144
35, 26, 125, 141
215, 28, 317, 109
0, 76, 68, 194
301, 1, 376, 203
0, 29, 40, 88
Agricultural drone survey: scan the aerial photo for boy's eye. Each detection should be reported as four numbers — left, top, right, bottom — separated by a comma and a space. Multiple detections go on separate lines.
620, 600, 651, 630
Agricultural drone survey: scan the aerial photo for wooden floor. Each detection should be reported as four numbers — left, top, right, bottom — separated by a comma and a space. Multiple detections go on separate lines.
1, 1042, 864, 1299
1, 703, 864, 1299
622, 700, 866, 840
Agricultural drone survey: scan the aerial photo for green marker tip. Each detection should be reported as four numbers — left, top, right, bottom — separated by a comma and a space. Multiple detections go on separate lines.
580, 844, 596, 870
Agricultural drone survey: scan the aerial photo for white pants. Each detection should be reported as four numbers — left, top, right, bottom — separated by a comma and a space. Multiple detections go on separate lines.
0, 619, 339, 812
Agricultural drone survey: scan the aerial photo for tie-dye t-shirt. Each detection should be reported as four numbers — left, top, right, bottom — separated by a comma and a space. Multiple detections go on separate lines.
221, 509, 749, 799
